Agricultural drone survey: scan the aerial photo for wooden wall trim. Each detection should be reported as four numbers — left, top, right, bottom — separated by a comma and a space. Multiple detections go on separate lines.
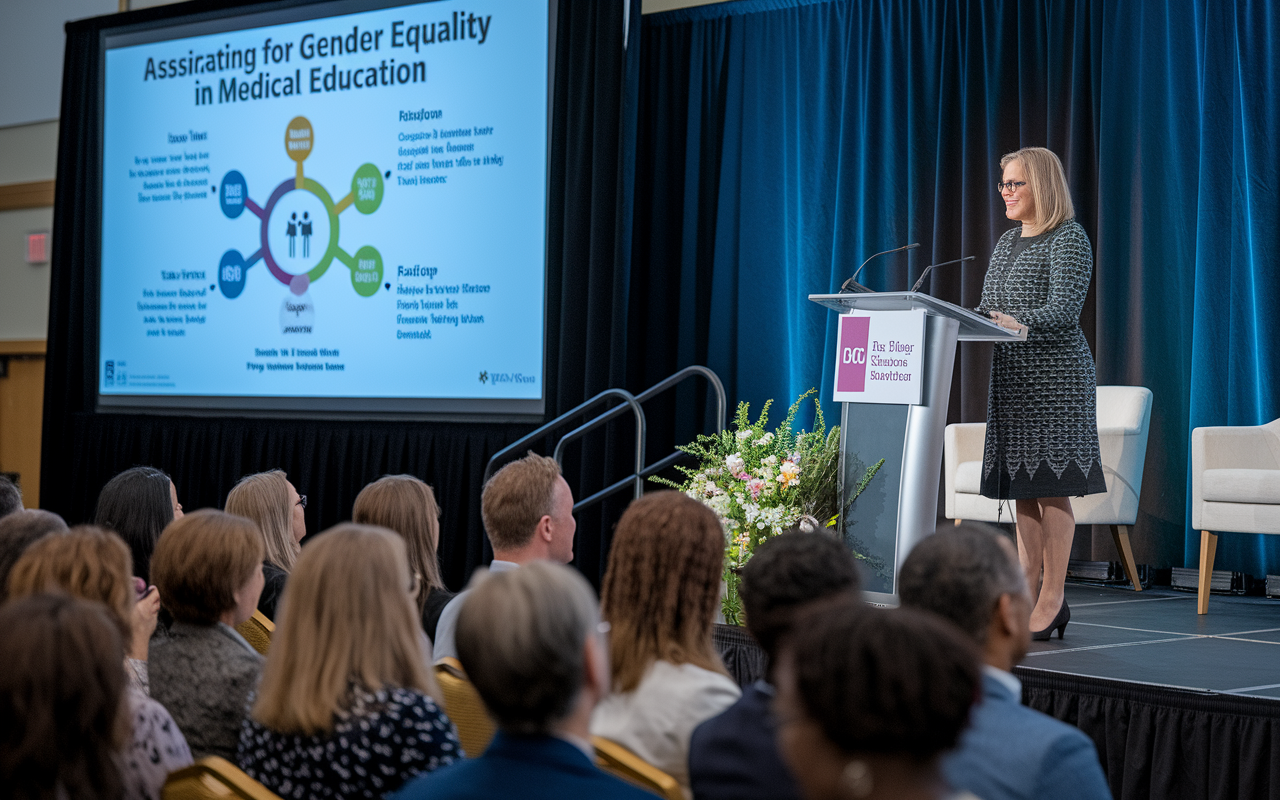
0, 180, 56, 212
0, 340, 46, 356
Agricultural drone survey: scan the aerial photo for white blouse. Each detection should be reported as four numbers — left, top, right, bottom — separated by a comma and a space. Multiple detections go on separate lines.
590, 660, 741, 795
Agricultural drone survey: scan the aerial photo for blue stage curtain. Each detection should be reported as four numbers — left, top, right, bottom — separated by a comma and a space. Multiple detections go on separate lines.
635, 0, 1280, 574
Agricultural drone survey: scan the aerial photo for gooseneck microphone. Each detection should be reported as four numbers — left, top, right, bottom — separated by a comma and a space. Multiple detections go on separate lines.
909, 255, 976, 293
840, 243, 920, 293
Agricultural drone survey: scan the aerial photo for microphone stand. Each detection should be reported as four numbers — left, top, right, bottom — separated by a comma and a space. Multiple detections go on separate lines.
909, 255, 975, 294
840, 243, 920, 293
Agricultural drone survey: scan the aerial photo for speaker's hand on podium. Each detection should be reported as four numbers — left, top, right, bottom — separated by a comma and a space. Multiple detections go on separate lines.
988, 311, 1027, 335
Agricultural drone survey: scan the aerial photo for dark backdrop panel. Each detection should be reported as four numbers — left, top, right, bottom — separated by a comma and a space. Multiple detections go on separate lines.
635, 0, 1280, 575
43, 0, 640, 590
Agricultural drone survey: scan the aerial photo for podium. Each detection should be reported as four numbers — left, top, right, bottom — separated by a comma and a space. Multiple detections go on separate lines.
808, 291, 1024, 605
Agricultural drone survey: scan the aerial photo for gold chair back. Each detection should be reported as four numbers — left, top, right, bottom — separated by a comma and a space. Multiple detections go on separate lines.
434, 656, 496, 758
235, 610, 274, 656
162, 756, 282, 800
593, 736, 684, 800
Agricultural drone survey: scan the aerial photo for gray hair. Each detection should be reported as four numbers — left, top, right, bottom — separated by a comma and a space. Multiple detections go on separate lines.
456, 561, 599, 733
898, 522, 1027, 644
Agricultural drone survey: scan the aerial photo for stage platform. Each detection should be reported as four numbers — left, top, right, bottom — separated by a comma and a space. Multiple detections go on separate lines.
1024, 583, 1280, 698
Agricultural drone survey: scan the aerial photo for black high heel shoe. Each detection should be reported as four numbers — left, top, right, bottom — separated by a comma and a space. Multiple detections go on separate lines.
1031, 601, 1070, 641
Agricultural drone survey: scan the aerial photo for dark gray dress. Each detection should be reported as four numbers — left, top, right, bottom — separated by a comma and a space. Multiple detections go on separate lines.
976, 220, 1105, 500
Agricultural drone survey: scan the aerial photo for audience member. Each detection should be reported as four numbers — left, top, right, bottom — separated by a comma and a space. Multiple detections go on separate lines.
591, 491, 741, 792
0, 474, 21, 517
433, 452, 576, 661
237, 523, 460, 799
773, 597, 981, 800
353, 474, 455, 642
0, 508, 68, 601
148, 510, 265, 760
898, 523, 1112, 800
689, 531, 860, 800
0, 592, 192, 800
95, 466, 183, 582
394, 561, 653, 800
8, 525, 162, 694
224, 469, 306, 620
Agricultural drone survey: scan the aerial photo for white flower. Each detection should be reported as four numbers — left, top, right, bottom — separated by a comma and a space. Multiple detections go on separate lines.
725, 453, 745, 475
736, 430, 753, 441
762, 454, 779, 466
758, 432, 775, 445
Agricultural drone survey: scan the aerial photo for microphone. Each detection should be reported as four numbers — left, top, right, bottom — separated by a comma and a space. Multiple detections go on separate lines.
909, 255, 975, 293
840, 242, 920, 293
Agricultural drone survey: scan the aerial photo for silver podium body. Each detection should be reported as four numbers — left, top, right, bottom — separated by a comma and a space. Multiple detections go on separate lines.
808, 292, 1024, 606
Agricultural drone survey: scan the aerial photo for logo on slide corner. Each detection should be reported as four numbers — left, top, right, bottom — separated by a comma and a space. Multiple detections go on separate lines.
836, 316, 870, 393
479, 371, 489, 384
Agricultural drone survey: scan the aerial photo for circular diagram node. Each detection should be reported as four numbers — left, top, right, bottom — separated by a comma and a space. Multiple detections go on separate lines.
216, 119, 384, 300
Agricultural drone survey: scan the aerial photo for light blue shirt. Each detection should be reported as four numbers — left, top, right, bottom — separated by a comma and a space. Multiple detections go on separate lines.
431, 560, 519, 662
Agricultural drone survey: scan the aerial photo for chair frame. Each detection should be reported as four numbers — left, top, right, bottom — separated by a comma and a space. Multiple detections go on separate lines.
592, 735, 684, 800
162, 756, 282, 800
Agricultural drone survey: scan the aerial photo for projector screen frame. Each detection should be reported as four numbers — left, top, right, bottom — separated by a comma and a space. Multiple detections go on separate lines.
90, 0, 558, 422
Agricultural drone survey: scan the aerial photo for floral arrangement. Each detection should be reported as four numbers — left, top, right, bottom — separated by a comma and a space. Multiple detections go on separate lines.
652, 389, 883, 625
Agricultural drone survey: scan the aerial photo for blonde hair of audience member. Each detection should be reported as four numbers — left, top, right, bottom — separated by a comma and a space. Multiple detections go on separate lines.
600, 491, 728, 692
225, 470, 303, 572
482, 452, 574, 560
150, 510, 264, 626
251, 523, 439, 735
8, 525, 157, 661
1000, 146, 1075, 234
456, 561, 608, 735
353, 475, 448, 610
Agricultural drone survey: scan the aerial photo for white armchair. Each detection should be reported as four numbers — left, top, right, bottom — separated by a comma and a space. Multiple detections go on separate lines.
1191, 419, 1280, 614
944, 386, 1154, 591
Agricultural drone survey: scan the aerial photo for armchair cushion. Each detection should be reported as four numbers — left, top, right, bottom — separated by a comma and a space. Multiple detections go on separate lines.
1201, 469, 1280, 505
956, 461, 983, 495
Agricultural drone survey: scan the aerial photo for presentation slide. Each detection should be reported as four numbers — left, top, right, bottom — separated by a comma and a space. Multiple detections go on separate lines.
98, 0, 549, 414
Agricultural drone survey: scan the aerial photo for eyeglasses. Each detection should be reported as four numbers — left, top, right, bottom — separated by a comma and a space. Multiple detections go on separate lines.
997, 181, 1027, 194
296, 494, 307, 508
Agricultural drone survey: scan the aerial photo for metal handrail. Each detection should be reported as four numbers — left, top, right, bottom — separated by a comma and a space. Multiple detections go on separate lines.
482, 388, 645, 485
481, 365, 728, 515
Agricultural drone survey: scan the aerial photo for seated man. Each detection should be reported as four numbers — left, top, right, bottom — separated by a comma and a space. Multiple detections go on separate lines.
898, 522, 1112, 800
431, 452, 576, 661
689, 531, 860, 800
394, 561, 652, 800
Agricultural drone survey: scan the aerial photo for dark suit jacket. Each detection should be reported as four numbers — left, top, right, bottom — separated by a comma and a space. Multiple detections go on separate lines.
256, 561, 287, 621
393, 731, 656, 800
942, 671, 1112, 800
688, 680, 803, 800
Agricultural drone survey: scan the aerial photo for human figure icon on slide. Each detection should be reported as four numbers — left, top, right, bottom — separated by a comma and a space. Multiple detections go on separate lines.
287, 212, 298, 258
301, 211, 313, 258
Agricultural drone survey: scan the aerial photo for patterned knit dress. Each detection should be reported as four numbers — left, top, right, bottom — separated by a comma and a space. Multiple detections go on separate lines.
976, 220, 1105, 500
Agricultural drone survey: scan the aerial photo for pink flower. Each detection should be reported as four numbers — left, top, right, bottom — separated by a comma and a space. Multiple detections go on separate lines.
747, 478, 766, 498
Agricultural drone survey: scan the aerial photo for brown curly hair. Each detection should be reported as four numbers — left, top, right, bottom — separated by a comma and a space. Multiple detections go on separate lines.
600, 491, 728, 692
7, 525, 135, 642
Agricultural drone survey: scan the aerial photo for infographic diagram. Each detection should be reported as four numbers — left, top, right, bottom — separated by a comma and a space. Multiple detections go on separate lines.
216, 116, 386, 300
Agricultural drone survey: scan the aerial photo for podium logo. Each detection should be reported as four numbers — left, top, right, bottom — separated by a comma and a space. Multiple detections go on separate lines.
837, 316, 870, 393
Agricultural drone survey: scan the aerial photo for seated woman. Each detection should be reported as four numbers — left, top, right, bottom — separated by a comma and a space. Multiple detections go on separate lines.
224, 469, 306, 620
5, 565, 192, 799
9, 525, 165, 696
0, 508, 68, 601
352, 474, 454, 642
772, 597, 982, 800
95, 466, 183, 584
148, 510, 265, 760
236, 523, 461, 799
590, 492, 741, 793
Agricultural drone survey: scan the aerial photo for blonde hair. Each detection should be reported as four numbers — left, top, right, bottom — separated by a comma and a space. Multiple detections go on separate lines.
151, 510, 264, 625
225, 470, 299, 572
251, 524, 438, 735
7, 525, 135, 641
600, 492, 729, 692
1001, 147, 1075, 232
481, 453, 563, 551
353, 475, 447, 610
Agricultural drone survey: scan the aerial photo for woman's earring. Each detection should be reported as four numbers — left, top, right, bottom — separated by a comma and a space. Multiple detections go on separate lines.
841, 760, 874, 798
